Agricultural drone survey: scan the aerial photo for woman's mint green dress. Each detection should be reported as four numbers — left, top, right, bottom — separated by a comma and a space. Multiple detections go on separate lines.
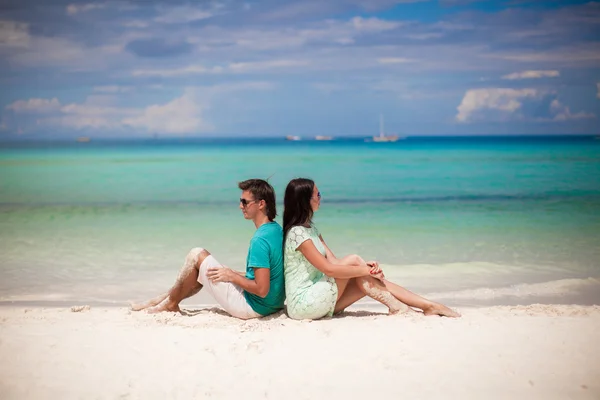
284, 225, 338, 320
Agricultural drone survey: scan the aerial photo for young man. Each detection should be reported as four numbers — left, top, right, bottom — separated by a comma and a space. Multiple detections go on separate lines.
131, 179, 285, 319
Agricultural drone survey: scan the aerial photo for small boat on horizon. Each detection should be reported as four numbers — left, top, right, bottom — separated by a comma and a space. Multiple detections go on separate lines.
369, 114, 403, 143
315, 135, 334, 141
76, 136, 91, 143
286, 135, 302, 141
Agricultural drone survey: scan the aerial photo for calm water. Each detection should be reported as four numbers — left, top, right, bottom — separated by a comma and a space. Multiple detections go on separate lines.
1, 137, 599, 307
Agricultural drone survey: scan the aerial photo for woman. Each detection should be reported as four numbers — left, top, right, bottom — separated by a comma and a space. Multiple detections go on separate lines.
283, 178, 460, 320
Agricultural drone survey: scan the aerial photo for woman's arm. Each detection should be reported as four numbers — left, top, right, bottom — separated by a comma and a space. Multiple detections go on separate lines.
297, 240, 372, 279
319, 234, 338, 262
319, 235, 374, 268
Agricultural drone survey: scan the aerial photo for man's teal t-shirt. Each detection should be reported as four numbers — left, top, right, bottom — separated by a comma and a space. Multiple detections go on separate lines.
243, 221, 285, 316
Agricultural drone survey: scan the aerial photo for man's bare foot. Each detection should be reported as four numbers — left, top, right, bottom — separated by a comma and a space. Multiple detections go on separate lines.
129, 302, 146, 312
129, 293, 169, 312
423, 303, 461, 318
146, 299, 182, 314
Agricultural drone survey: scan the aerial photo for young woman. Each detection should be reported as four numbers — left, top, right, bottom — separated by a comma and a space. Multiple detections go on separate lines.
282, 178, 460, 320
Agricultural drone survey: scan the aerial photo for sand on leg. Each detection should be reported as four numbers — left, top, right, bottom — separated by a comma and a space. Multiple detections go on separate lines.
334, 277, 410, 315
342, 254, 459, 317
130, 247, 208, 313
382, 280, 460, 317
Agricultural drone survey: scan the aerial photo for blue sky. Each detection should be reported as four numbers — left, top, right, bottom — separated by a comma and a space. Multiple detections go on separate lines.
0, 0, 599, 137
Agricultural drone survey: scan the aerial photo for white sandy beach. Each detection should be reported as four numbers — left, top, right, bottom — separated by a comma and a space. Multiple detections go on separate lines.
0, 304, 599, 399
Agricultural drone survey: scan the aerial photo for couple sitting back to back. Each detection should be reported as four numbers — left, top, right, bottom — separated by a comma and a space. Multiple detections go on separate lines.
132, 178, 459, 319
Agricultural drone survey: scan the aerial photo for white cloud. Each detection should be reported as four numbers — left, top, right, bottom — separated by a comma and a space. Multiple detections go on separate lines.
501, 70, 560, 80
457, 88, 541, 122
0, 21, 30, 48
487, 44, 600, 65
311, 82, 346, 94
456, 88, 594, 123
121, 20, 150, 29
132, 60, 307, 77
66, 3, 106, 16
6, 98, 62, 113
228, 59, 308, 73
123, 89, 209, 134
406, 33, 444, 40
6, 82, 273, 134
93, 86, 132, 93
351, 17, 402, 32
377, 57, 414, 64
188, 16, 404, 52
550, 99, 595, 121
132, 65, 223, 77
1, 20, 123, 69
154, 6, 214, 24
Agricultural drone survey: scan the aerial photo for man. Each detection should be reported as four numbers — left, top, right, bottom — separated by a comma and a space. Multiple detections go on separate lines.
131, 179, 285, 319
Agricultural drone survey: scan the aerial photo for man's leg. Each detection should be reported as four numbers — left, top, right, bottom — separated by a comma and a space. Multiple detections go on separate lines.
130, 248, 209, 313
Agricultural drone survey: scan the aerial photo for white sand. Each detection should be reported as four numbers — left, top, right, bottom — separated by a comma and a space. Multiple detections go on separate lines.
1, 304, 599, 399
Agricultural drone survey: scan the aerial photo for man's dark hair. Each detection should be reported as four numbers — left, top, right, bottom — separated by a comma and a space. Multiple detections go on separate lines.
238, 179, 277, 221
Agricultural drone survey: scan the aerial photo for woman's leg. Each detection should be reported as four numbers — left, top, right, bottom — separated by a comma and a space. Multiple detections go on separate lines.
334, 277, 410, 315
382, 280, 460, 317
334, 278, 364, 313
343, 254, 460, 317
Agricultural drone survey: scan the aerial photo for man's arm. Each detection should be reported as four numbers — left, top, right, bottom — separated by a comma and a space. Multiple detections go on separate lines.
229, 268, 270, 298
206, 236, 272, 298
205, 267, 271, 297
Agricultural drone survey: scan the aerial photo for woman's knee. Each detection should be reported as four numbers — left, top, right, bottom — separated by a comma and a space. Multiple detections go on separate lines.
348, 254, 365, 265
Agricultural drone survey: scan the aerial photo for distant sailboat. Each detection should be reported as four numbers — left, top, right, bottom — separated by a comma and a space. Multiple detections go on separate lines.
286, 135, 301, 141
371, 114, 400, 143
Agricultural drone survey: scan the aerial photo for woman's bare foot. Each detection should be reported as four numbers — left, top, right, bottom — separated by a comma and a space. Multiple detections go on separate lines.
390, 306, 419, 315
423, 303, 461, 318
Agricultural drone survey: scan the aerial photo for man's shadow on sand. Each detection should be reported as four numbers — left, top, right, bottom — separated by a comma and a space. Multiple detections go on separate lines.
178, 307, 387, 320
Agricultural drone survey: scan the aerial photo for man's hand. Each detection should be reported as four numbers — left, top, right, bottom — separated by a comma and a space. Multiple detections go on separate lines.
207, 267, 237, 283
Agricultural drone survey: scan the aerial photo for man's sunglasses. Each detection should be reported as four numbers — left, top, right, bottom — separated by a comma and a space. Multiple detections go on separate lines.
240, 198, 259, 207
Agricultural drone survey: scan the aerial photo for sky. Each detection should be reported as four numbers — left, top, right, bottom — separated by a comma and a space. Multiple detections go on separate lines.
0, 0, 599, 138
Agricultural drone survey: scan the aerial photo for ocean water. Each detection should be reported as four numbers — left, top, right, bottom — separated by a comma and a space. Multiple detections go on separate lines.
1, 136, 599, 307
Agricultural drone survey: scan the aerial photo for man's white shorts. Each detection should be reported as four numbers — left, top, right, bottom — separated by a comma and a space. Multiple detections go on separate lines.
197, 253, 261, 320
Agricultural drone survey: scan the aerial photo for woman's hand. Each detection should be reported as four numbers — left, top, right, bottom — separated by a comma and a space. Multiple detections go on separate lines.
367, 261, 385, 281
367, 261, 381, 273
370, 270, 385, 282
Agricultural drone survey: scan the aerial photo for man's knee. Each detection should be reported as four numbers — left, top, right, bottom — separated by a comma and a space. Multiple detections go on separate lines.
187, 247, 211, 268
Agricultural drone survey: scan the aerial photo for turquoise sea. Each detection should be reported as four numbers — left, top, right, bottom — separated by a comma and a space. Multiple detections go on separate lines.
1, 136, 599, 307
